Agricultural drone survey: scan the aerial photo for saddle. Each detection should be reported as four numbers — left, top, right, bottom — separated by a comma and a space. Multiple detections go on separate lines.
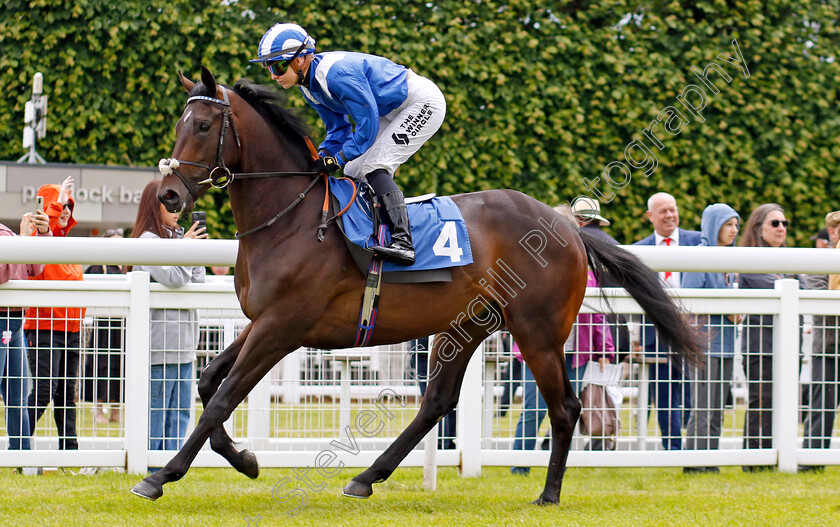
329, 178, 473, 284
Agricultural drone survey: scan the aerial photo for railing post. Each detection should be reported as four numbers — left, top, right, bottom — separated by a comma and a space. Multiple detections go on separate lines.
247, 372, 272, 451
773, 278, 800, 473
457, 340, 482, 477
125, 271, 151, 474
280, 350, 302, 403
422, 420, 438, 491
423, 335, 438, 490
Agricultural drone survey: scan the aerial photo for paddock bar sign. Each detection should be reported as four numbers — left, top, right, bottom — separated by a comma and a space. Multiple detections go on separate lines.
0, 161, 158, 233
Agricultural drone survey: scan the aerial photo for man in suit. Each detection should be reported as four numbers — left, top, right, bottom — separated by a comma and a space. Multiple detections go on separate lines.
633, 192, 702, 450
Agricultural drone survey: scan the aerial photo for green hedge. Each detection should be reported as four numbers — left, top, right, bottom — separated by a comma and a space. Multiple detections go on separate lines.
1, 0, 837, 244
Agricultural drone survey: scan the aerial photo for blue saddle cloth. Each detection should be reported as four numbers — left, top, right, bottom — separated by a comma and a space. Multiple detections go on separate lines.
330, 178, 473, 273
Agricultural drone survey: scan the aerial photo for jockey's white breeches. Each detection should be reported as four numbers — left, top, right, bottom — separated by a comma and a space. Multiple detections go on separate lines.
343, 72, 446, 179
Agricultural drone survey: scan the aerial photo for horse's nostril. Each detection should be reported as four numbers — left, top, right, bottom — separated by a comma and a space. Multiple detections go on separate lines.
158, 189, 183, 212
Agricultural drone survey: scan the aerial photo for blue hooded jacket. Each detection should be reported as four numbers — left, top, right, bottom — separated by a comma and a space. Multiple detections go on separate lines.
682, 203, 740, 357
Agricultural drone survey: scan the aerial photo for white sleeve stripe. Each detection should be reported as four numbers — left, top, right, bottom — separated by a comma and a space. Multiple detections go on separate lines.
314, 53, 347, 101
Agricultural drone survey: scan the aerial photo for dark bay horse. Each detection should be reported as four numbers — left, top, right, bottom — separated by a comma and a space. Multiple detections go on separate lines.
130, 66, 703, 504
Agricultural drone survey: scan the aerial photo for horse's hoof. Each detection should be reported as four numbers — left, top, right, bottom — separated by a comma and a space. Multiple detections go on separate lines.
530, 495, 559, 506
130, 479, 163, 501
341, 479, 373, 499
237, 449, 259, 479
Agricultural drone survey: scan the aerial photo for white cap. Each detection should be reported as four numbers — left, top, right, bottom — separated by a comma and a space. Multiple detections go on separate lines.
570, 196, 609, 226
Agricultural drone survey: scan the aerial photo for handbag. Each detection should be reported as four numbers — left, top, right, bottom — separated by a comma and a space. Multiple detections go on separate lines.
579, 383, 619, 437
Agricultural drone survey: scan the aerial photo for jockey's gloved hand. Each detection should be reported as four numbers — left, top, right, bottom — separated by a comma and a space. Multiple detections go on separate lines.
313, 155, 341, 174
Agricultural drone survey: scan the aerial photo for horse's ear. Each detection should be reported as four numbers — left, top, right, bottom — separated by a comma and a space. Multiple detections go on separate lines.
178, 70, 195, 94
200, 65, 217, 96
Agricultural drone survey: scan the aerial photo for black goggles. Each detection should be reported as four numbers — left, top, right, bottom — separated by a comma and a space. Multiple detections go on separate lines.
263, 39, 308, 77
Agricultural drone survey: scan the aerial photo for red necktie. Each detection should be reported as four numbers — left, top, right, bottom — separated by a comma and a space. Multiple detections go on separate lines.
663, 237, 672, 282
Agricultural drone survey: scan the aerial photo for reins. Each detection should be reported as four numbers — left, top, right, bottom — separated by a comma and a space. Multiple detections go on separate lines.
160, 86, 357, 241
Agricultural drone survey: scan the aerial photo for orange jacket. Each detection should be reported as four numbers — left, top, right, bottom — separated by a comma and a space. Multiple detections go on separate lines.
24, 184, 85, 332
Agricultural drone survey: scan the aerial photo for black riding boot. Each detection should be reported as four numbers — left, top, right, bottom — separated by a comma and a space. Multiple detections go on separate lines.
374, 189, 415, 266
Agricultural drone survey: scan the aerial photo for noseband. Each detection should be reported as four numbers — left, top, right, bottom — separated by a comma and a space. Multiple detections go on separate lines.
159, 86, 241, 205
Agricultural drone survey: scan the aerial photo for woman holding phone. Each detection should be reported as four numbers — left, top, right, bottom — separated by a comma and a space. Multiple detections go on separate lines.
131, 180, 207, 453
25, 176, 85, 450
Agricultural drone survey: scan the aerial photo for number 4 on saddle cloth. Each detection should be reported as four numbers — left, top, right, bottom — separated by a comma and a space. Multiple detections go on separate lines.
329, 177, 474, 282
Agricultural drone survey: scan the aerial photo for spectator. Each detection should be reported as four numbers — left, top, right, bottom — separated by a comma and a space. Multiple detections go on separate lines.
210, 266, 230, 276
132, 180, 207, 451
800, 210, 840, 472
0, 211, 50, 450
408, 336, 456, 449
682, 204, 740, 473
24, 177, 86, 450
565, 201, 621, 449
737, 203, 802, 471
511, 206, 616, 475
570, 198, 630, 361
632, 192, 701, 450
82, 228, 126, 425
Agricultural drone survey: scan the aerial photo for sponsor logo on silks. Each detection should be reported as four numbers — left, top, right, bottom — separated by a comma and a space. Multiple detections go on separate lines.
392, 133, 410, 145
398, 104, 433, 138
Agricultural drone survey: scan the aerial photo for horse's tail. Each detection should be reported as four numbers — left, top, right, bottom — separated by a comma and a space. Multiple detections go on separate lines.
578, 228, 704, 366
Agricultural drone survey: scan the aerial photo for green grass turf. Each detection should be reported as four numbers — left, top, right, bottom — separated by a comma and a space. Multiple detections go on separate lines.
1, 465, 837, 526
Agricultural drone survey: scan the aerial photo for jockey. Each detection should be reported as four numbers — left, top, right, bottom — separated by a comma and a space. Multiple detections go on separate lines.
251, 23, 446, 266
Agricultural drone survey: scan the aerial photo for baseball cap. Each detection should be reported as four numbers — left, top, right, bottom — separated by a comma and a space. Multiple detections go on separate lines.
570, 196, 610, 226
810, 228, 830, 242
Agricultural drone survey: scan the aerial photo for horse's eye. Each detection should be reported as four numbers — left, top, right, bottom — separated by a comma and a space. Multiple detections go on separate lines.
198, 122, 212, 132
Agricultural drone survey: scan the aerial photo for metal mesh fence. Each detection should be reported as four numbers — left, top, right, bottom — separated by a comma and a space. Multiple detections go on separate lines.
1, 278, 839, 472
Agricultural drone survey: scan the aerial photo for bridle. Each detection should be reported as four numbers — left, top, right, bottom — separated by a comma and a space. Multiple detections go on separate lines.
160, 86, 243, 204
159, 85, 356, 241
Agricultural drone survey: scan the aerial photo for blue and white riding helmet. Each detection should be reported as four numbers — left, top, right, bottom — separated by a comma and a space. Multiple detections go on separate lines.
250, 23, 316, 65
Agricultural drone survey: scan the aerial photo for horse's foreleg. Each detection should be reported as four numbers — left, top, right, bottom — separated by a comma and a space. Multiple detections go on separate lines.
526, 353, 579, 505
343, 332, 481, 499
198, 325, 259, 478
131, 322, 291, 501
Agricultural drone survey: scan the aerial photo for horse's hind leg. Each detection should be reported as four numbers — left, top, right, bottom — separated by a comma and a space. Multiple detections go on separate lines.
197, 324, 259, 478
522, 346, 580, 505
343, 319, 491, 498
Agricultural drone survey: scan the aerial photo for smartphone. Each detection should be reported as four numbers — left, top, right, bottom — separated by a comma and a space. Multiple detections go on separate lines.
36, 195, 44, 213
192, 211, 207, 233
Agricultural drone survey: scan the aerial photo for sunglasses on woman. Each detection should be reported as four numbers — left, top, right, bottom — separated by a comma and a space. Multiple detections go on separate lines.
768, 219, 789, 228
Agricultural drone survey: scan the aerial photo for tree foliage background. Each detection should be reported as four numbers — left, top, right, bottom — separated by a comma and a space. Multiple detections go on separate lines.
1, 0, 837, 244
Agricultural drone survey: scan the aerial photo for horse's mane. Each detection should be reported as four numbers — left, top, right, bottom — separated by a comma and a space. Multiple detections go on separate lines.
190, 79, 312, 156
